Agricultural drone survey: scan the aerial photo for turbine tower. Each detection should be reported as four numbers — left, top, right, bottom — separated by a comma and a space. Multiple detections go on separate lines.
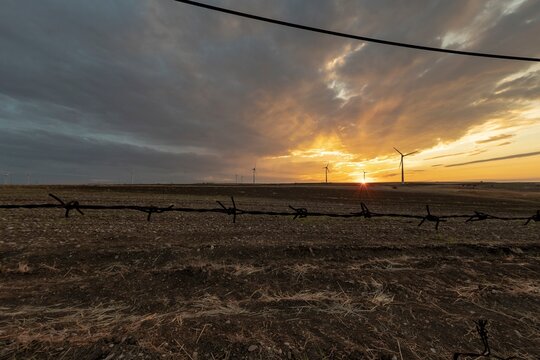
363, 170, 367, 183
394, 147, 417, 184
323, 163, 330, 183
252, 164, 256, 184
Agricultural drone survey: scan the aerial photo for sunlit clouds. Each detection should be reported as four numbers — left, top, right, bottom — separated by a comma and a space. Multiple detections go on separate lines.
0, 1, 539, 183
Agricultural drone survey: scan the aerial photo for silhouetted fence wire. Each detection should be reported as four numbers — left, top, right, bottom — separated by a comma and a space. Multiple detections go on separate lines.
0, 193, 538, 230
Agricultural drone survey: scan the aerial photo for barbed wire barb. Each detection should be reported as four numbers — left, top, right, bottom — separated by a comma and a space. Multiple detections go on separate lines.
524, 210, 540, 225
217, 196, 242, 223
49, 193, 84, 218
466, 211, 490, 223
351, 202, 372, 218
140, 205, 174, 221
418, 205, 445, 230
289, 205, 308, 219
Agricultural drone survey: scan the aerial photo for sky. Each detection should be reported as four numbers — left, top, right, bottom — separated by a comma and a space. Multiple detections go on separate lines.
1, 0, 539, 184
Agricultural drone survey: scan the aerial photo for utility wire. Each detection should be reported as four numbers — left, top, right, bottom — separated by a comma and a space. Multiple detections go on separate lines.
172, 0, 540, 62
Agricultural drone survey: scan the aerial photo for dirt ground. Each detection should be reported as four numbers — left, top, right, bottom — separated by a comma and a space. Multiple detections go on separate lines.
0, 183, 539, 359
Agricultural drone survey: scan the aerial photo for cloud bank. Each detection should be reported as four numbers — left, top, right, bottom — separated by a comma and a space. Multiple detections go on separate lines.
0, 0, 539, 183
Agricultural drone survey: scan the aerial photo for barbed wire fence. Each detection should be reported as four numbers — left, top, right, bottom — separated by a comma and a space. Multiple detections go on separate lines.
0, 193, 538, 230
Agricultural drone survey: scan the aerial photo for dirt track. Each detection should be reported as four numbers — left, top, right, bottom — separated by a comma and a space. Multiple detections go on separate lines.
1, 183, 539, 359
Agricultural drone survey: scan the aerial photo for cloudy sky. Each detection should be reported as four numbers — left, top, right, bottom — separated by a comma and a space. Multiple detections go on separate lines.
1, 0, 539, 184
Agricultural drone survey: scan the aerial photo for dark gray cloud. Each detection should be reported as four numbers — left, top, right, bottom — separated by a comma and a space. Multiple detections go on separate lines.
0, 129, 224, 184
446, 151, 540, 167
0, 0, 539, 183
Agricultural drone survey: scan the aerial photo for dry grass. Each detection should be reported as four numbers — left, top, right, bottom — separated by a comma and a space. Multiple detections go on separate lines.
159, 261, 266, 277
0, 261, 32, 274
186, 294, 249, 319
0, 303, 132, 346
504, 278, 540, 296
17, 262, 31, 274
370, 288, 394, 307
453, 278, 540, 301
253, 284, 394, 318
284, 263, 320, 281
0, 295, 252, 353
347, 256, 415, 272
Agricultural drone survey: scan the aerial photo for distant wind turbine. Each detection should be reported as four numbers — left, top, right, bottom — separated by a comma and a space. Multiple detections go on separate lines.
323, 163, 330, 183
394, 147, 418, 184
252, 164, 256, 184
363, 170, 367, 183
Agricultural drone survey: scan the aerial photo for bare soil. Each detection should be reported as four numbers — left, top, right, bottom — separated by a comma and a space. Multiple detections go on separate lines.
0, 183, 539, 359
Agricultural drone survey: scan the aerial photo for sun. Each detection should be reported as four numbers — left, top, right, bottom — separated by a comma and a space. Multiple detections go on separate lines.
356, 177, 369, 186
355, 173, 370, 184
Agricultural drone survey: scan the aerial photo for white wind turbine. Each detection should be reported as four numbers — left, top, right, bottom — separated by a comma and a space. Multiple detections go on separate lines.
394, 147, 418, 184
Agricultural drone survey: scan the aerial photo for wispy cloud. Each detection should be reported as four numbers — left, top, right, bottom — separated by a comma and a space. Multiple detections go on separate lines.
378, 173, 398, 178
424, 152, 467, 160
476, 134, 514, 144
446, 151, 540, 167
468, 149, 488, 156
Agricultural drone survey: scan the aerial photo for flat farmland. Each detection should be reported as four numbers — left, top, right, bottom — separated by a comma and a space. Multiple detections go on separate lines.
0, 183, 539, 359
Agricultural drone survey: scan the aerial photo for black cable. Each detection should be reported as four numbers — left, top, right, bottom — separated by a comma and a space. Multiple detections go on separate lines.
172, 0, 540, 62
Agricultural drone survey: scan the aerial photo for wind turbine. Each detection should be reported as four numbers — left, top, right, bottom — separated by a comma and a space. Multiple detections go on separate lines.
323, 163, 330, 183
362, 170, 367, 183
394, 147, 417, 184
252, 164, 256, 184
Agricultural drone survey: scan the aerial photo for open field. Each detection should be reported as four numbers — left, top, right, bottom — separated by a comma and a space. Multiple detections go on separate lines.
1, 183, 539, 359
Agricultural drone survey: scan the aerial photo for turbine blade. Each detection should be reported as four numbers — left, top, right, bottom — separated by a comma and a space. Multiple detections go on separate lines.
393, 147, 403, 155
404, 151, 418, 156
399, 158, 403, 168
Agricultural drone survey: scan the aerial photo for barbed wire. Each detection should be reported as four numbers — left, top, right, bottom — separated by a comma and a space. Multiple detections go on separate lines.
0, 193, 538, 230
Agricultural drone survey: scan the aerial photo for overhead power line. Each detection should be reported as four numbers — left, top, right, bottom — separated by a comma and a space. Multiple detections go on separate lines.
172, 0, 540, 62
